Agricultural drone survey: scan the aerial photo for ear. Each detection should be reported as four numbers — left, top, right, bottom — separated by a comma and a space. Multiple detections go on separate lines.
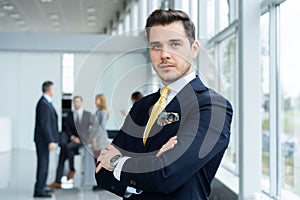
191, 40, 200, 59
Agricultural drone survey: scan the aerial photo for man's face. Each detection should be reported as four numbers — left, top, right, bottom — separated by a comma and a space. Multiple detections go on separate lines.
148, 21, 199, 85
73, 98, 82, 110
47, 86, 54, 97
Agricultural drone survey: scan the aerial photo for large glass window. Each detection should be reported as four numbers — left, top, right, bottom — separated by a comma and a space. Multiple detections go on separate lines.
62, 53, 74, 94
260, 12, 271, 191
207, 0, 216, 38
218, 0, 230, 31
280, 0, 300, 198
219, 34, 237, 170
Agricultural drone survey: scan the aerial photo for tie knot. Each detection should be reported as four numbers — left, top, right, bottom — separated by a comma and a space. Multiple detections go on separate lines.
161, 87, 171, 99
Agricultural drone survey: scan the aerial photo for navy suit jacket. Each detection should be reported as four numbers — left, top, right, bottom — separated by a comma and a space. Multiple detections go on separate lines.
34, 96, 59, 146
96, 77, 233, 200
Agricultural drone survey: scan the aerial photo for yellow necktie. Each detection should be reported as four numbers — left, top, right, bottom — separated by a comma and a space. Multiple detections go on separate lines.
143, 87, 171, 145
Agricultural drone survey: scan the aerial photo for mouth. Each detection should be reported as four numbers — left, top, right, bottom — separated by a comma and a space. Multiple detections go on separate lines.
159, 64, 174, 69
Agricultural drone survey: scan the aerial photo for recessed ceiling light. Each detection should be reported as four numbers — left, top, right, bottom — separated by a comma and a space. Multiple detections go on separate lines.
86, 7, 95, 13
49, 14, 59, 20
9, 12, 20, 18
87, 15, 96, 21
40, 0, 52, 3
2, 4, 14, 11
16, 20, 25, 25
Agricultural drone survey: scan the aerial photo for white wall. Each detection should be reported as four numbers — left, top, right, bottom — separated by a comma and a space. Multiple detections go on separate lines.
0, 51, 150, 150
74, 52, 151, 129
0, 52, 62, 150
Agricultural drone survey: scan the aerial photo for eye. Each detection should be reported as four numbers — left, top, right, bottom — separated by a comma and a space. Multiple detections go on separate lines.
150, 44, 162, 51
170, 42, 180, 48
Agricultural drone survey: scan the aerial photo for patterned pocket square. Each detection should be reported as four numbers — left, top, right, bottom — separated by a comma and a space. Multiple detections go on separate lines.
157, 112, 180, 126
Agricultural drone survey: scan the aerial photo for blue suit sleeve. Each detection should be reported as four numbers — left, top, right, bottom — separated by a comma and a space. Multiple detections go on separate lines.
38, 103, 55, 144
119, 94, 233, 194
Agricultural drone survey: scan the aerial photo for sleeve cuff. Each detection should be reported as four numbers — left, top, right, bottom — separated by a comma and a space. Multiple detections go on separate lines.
113, 156, 130, 181
124, 186, 143, 198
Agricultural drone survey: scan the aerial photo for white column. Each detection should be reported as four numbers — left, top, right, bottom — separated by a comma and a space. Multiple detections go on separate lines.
238, 0, 261, 199
198, 0, 208, 39
0, 117, 12, 152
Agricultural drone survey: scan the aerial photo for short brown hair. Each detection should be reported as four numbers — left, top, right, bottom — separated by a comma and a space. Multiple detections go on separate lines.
42, 81, 53, 93
145, 9, 195, 44
131, 91, 143, 101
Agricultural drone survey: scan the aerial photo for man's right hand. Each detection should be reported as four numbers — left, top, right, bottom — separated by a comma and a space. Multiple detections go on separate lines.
48, 142, 55, 151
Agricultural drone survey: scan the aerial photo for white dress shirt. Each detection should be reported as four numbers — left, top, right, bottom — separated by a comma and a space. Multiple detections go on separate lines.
43, 94, 52, 103
74, 107, 83, 124
113, 72, 196, 198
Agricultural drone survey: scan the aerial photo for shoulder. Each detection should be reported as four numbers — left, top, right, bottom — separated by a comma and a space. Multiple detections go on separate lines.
37, 97, 49, 108
132, 91, 159, 108
83, 110, 92, 116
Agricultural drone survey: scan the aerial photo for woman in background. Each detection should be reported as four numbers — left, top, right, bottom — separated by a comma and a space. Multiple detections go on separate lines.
95, 94, 109, 132
90, 94, 110, 190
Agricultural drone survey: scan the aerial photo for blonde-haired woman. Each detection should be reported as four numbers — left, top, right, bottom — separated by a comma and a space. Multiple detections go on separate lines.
92, 93, 110, 150
95, 94, 109, 129
90, 94, 110, 190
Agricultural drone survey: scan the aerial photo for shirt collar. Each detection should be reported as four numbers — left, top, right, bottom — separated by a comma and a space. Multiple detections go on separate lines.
75, 107, 83, 115
160, 71, 196, 94
43, 94, 52, 103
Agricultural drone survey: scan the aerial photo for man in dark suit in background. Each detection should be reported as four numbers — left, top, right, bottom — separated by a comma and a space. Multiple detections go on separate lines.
48, 96, 92, 189
34, 81, 59, 198
95, 9, 233, 200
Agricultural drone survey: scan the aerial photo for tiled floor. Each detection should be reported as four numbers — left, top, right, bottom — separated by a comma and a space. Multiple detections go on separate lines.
0, 149, 121, 200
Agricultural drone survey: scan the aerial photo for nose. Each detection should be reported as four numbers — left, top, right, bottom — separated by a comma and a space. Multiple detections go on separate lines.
161, 48, 171, 59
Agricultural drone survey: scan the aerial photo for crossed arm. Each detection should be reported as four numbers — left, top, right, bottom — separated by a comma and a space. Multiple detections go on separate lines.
95, 94, 232, 196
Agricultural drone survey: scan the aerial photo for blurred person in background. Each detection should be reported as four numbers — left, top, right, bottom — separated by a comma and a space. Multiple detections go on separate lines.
48, 96, 92, 189
90, 94, 110, 190
33, 81, 59, 198
121, 91, 144, 116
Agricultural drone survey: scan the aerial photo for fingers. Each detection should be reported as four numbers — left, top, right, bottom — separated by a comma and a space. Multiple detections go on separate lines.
168, 136, 177, 142
105, 144, 113, 150
95, 162, 113, 173
156, 150, 163, 157
96, 163, 102, 173
156, 136, 178, 157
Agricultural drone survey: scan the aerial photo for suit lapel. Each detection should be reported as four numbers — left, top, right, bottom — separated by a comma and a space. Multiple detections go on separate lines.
143, 76, 207, 149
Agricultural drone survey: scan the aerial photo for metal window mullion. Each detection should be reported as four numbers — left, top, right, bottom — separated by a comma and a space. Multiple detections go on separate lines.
205, 20, 238, 49
275, 4, 282, 199
268, 4, 280, 199
234, 31, 240, 175
215, 0, 220, 34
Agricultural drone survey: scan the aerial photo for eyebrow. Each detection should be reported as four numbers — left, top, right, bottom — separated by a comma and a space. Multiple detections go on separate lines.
169, 39, 183, 43
149, 39, 184, 45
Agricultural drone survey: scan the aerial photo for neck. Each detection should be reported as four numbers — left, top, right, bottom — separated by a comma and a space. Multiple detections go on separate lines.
44, 93, 51, 97
162, 69, 193, 86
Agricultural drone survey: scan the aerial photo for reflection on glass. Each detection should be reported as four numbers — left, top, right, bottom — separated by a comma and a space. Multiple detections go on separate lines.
207, 0, 215, 38
220, 35, 237, 170
280, 0, 300, 198
260, 12, 270, 191
218, 0, 229, 31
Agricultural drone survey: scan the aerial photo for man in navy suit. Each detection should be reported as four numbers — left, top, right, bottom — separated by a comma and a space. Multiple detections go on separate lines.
95, 9, 233, 200
33, 81, 59, 198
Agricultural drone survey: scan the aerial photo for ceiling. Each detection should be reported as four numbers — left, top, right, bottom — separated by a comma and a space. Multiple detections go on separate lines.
0, 0, 127, 34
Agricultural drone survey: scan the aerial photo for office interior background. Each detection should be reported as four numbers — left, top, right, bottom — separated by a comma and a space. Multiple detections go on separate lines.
0, 0, 299, 199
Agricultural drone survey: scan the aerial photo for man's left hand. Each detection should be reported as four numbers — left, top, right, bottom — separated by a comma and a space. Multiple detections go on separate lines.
72, 136, 81, 144
96, 144, 122, 173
